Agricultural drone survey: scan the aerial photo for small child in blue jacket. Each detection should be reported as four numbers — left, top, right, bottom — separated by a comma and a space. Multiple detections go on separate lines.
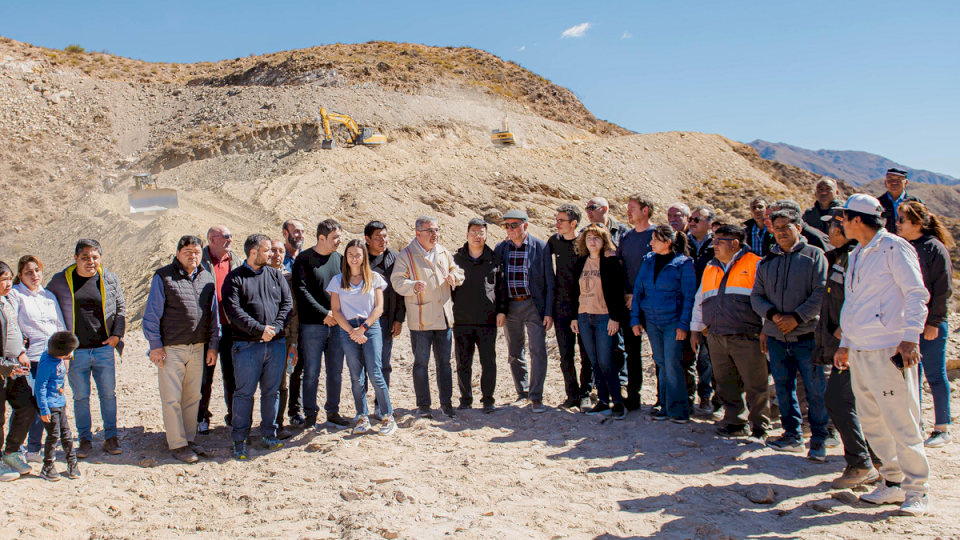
34, 331, 81, 481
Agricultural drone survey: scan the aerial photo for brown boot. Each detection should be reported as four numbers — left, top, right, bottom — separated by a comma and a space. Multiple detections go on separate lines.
102, 436, 123, 455
831, 465, 880, 489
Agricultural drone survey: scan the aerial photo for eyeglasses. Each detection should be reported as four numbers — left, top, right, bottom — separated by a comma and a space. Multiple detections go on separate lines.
690, 217, 710, 224
714, 237, 737, 244
584, 205, 602, 212
504, 222, 525, 230
467, 231, 486, 237
418, 228, 441, 235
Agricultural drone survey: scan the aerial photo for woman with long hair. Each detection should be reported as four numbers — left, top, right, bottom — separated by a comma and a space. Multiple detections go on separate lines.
8, 256, 66, 463
897, 201, 955, 447
630, 225, 697, 423
570, 224, 630, 419
326, 240, 397, 436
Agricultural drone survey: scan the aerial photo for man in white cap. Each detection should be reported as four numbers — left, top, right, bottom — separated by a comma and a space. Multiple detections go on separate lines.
834, 193, 931, 517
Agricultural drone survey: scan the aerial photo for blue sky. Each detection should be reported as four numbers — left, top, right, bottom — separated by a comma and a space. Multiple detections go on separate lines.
3, 1, 958, 176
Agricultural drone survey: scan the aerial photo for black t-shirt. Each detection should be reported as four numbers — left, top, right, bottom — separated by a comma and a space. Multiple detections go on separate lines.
72, 270, 108, 349
653, 253, 674, 282
548, 233, 579, 318
292, 249, 343, 324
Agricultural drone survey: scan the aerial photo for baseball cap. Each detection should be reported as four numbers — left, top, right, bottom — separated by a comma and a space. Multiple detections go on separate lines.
825, 193, 885, 220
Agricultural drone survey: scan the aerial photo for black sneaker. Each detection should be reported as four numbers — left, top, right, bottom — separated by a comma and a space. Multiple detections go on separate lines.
289, 414, 306, 428
767, 434, 805, 453
611, 403, 626, 420
586, 403, 612, 416
232, 441, 248, 461
303, 415, 318, 429
417, 406, 434, 419
40, 464, 60, 482
558, 397, 579, 409
441, 405, 457, 418
457, 402, 473, 410
65, 463, 81, 480
482, 403, 496, 414
623, 397, 642, 412
651, 410, 669, 421
748, 428, 768, 444
717, 424, 748, 437
326, 413, 350, 429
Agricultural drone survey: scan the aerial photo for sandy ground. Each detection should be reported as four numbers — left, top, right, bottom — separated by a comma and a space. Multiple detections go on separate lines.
2, 323, 958, 540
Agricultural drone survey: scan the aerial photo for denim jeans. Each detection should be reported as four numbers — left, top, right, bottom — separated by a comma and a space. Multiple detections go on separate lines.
410, 329, 453, 408
362, 315, 395, 415
68, 345, 118, 441
767, 337, 828, 440
300, 324, 345, 417
577, 313, 621, 406
646, 322, 689, 419
230, 339, 286, 442
340, 320, 392, 417
919, 320, 951, 426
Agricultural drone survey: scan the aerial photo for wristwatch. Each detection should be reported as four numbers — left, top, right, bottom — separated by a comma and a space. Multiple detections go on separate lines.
361, 322, 371, 330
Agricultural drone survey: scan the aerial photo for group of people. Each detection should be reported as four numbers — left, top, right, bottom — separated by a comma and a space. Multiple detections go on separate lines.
0, 168, 951, 518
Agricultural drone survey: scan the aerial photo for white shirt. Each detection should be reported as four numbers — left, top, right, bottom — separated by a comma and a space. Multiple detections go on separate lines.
326, 273, 388, 321
8, 283, 66, 362
416, 239, 437, 265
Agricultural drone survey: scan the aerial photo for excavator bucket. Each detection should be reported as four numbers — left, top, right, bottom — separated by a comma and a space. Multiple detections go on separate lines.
321, 139, 337, 150
129, 188, 179, 213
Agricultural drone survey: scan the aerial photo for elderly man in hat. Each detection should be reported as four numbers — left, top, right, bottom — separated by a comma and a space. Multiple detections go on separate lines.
878, 168, 923, 232
494, 210, 556, 413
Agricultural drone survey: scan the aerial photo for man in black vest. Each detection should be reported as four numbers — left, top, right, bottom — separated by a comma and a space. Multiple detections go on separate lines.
143, 236, 220, 463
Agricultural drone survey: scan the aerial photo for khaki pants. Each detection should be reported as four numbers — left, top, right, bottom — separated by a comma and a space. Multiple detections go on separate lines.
158, 343, 204, 450
849, 346, 929, 496
707, 333, 770, 431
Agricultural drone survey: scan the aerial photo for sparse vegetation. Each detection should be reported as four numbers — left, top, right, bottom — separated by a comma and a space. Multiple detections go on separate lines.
64, 44, 85, 54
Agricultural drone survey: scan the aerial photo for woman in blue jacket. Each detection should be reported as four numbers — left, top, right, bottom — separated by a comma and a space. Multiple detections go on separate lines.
630, 225, 697, 423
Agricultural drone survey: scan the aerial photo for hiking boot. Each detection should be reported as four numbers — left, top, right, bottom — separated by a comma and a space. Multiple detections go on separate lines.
379, 416, 398, 436
187, 441, 207, 456
586, 403, 612, 416
2, 452, 31, 475
261, 436, 283, 450
611, 403, 626, 420
767, 435, 805, 453
303, 415, 318, 429
0, 461, 20, 482
860, 481, 906, 505
276, 427, 293, 440
102, 436, 122, 455
65, 463, 81, 480
232, 441, 248, 461
558, 397, 578, 409
197, 419, 211, 435
76, 439, 93, 459
289, 414, 306, 428
482, 403, 496, 414
899, 493, 929, 517
441, 405, 457, 418
831, 465, 879, 489
39, 463, 60, 482
353, 415, 372, 435
579, 396, 593, 410
417, 406, 434, 419
925, 429, 952, 448
694, 400, 715, 416
531, 400, 546, 414
172, 446, 199, 464
717, 424, 748, 437
326, 413, 350, 429
807, 440, 826, 462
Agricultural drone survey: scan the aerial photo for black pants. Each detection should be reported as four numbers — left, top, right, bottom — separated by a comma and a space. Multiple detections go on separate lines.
453, 325, 497, 407
555, 314, 593, 400
824, 367, 877, 469
199, 327, 235, 423
42, 407, 77, 467
621, 328, 645, 407
681, 337, 697, 407
1, 375, 35, 455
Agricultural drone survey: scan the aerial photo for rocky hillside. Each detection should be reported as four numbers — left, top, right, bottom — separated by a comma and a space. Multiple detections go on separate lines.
0, 36, 829, 321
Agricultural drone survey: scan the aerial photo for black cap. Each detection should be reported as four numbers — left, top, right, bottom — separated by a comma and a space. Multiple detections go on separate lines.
886, 167, 908, 178
47, 331, 79, 358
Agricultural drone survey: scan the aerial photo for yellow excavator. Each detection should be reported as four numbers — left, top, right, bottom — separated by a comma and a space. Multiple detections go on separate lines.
490, 114, 516, 146
318, 107, 387, 149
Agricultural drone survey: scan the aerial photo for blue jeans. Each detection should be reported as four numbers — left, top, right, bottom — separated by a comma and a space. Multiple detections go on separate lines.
410, 329, 453, 408
767, 337, 828, 440
300, 324, 345, 417
68, 345, 118, 441
230, 339, 286, 442
647, 323, 689, 419
340, 320, 392, 417
578, 313, 621, 406
919, 320, 951, 426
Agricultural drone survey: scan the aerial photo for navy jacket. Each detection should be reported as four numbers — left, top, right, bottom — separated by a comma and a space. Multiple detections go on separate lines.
494, 233, 556, 319
222, 263, 293, 342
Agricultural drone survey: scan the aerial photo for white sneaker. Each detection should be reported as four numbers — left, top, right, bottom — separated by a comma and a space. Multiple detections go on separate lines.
0, 461, 20, 482
379, 416, 398, 436
899, 493, 929, 517
860, 481, 906, 505
25, 451, 42, 463
353, 415, 371, 435
924, 430, 952, 448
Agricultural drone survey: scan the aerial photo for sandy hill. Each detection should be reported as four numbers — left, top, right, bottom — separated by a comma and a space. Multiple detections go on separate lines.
1, 35, 824, 322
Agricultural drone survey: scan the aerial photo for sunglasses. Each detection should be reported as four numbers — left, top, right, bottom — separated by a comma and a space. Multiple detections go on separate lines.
690, 217, 710, 224
504, 222, 525, 230
418, 228, 441, 235
212, 234, 233, 240
585, 205, 602, 212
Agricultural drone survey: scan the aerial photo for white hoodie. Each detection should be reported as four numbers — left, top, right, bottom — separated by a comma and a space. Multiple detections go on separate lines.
839, 229, 929, 351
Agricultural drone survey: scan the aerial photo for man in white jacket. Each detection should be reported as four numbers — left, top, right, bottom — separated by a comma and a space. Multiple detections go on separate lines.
834, 194, 931, 517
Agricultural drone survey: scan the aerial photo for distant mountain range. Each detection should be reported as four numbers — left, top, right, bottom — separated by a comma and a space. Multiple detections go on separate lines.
747, 140, 959, 187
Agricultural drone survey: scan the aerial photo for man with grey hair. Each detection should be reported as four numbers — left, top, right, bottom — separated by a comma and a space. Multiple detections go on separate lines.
668, 203, 692, 234
775, 200, 829, 252
392, 216, 464, 418
583, 197, 628, 246
802, 178, 842, 234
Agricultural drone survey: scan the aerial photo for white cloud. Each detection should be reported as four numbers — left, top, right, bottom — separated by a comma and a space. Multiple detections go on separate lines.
561, 22, 591, 39
621, 31, 632, 39
518, 46, 525, 51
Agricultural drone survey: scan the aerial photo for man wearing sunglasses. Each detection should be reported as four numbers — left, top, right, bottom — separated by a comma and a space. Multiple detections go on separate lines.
198, 225, 242, 435
583, 197, 628, 247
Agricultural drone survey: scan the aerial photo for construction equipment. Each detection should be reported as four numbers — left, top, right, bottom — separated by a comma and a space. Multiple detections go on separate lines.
490, 114, 516, 146
128, 173, 179, 214
318, 107, 387, 150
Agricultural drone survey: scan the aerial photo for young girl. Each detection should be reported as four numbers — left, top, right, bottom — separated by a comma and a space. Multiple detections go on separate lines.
326, 240, 397, 436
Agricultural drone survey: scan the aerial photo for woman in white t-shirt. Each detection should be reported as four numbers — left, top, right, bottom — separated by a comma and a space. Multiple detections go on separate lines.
326, 240, 397, 436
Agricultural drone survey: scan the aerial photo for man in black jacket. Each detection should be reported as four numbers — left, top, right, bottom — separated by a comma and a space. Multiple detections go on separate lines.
878, 168, 922, 232
222, 234, 293, 460
814, 213, 879, 489
802, 178, 843, 235
365, 221, 406, 417
452, 218, 504, 413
